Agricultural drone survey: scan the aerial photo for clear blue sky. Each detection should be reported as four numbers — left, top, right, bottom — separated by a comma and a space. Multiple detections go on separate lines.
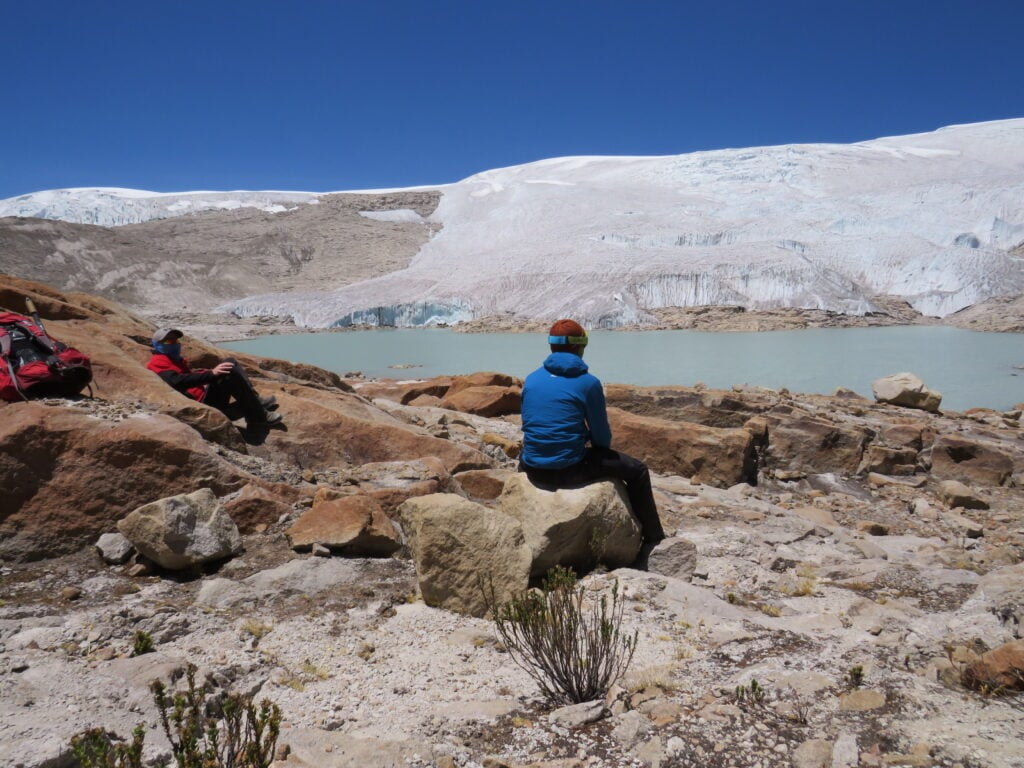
3, 0, 1022, 199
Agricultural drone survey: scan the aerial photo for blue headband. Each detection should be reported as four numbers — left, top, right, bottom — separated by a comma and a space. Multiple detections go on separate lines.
548, 335, 588, 347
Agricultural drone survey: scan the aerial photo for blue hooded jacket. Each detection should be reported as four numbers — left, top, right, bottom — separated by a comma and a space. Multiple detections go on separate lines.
520, 352, 612, 469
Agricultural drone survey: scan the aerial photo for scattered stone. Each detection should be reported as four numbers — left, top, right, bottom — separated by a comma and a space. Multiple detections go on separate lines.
872, 372, 942, 412
311, 543, 331, 557
646, 537, 698, 580
547, 700, 606, 728
943, 511, 984, 539
793, 739, 833, 768
857, 521, 890, 536
610, 710, 653, 747
60, 586, 82, 601
867, 472, 926, 488
95, 532, 134, 564
453, 468, 513, 500
117, 488, 242, 570
937, 480, 990, 510
839, 689, 886, 711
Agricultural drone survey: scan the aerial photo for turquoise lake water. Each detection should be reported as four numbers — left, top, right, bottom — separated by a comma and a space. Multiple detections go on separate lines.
224, 326, 1024, 412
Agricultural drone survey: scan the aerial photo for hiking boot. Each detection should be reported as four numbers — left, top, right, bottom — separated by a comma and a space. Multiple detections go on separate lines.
260, 395, 278, 410
247, 409, 283, 427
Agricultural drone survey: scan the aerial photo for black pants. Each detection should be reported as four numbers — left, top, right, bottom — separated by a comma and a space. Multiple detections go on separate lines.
520, 447, 665, 543
201, 358, 263, 423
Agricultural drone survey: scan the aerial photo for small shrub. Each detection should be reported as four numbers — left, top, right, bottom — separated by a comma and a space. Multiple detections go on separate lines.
487, 566, 637, 704
70, 725, 146, 768
69, 664, 281, 768
130, 631, 154, 657
151, 664, 281, 768
733, 678, 767, 707
846, 664, 865, 689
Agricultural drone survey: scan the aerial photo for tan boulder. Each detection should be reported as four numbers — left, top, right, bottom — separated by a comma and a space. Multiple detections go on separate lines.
607, 407, 756, 487
604, 384, 766, 429
880, 423, 926, 451
0, 403, 251, 561
497, 474, 641, 577
117, 488, 242, 570
224, 482, 307, 532
762, 412, 870, 476
398, 493, 532, 617
446, 372, 521, 395
931, 435, 1014, 486
857, 444, 918, 475
872, 372, 942, 412
287, 495, 401, 556
937, 479, 989, 510
441, 385, 522, 417
962, 640, 1024, 693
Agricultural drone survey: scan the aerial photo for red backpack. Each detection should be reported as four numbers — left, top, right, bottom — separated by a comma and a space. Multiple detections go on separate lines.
0, 312, 93, 401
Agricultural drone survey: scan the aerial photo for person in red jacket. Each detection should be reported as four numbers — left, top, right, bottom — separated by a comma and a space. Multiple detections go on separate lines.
146, 328, 281, 427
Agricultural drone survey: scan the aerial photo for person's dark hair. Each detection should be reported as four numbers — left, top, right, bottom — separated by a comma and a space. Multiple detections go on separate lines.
548, 319, 588, 354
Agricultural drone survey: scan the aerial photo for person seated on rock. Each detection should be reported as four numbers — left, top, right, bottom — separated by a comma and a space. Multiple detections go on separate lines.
146, 328, 282, 428
519, 319, 665, 564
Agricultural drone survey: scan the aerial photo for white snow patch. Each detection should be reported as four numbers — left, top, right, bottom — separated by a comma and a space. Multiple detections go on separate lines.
358, 209, 424, 223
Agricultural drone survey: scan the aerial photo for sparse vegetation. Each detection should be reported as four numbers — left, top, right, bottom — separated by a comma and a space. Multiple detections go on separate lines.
240, 619, 272, 642
69, 664, 281, 768
847, 664, 865, 689
733, 678, 767, 707
487, 566, 637, 704
130, 630, 154, 657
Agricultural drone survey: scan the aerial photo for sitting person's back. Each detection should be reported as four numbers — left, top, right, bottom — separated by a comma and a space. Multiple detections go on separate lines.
520, 319, 664, 563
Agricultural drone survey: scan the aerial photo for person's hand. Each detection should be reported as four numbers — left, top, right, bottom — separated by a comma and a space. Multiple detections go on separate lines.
212, 361, 234, 376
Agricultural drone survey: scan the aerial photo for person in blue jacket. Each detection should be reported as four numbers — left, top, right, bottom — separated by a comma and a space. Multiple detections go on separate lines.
520, 319, 665, 561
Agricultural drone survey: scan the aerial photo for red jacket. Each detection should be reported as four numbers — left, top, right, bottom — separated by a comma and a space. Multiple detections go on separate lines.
146, 353, 213, 401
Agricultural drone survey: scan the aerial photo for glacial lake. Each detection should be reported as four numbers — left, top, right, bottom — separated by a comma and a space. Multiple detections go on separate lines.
223, 326, 1024, 412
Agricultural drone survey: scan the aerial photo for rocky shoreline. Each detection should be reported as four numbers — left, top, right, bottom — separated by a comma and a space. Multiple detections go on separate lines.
2, 273, 1023, 768
153, 295, 1021, 345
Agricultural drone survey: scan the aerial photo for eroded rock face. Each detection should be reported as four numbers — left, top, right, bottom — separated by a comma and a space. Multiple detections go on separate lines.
607, 407, 756, 487
872, 372, 942, 412
398, 493, 532, 617
0, 403, 251, 561
498, 474, 641, 577
763, 411, 871, 477
286, 495, 401, 557
931, 435, 1015, 487
117, 488, 242, 570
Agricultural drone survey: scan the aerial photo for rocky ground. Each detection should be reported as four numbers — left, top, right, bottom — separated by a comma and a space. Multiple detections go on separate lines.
2, 274, 1024, 768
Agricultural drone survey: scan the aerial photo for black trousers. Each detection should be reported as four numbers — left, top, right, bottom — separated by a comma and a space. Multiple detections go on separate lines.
201, 358, 263, 422
520, 447, 665, 543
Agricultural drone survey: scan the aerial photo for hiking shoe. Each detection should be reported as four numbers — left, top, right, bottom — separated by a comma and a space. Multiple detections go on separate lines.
260, 395, 278, 410
247, 410, 283, 427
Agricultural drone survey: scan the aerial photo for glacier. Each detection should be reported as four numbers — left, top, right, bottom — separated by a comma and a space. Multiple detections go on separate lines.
3, 119, 1023, 328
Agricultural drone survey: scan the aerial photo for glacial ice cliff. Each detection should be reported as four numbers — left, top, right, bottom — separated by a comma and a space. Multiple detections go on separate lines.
4, 119, 1023, 327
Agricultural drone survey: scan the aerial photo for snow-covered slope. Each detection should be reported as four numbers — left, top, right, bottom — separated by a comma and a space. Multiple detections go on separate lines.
0, 188, 323, 227
4, 119, 1023, 326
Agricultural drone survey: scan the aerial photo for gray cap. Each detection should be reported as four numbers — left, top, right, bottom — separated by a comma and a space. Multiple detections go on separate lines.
152, 327, 183, 345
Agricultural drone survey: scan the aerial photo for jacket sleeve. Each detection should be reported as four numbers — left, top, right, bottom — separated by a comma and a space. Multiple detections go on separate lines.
583, 377, 613, 448
156, 369, 215, 391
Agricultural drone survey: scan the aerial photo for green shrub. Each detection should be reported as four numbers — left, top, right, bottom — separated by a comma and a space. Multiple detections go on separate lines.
488, 566, 637, 704
68, 664, 281, 768
130, 631, 154, 657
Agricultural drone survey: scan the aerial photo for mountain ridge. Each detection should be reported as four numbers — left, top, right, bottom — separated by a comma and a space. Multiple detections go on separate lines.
1, 119, 1022, 331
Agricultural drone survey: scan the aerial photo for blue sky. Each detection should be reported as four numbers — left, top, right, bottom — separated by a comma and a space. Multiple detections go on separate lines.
3, 0, 1022, 199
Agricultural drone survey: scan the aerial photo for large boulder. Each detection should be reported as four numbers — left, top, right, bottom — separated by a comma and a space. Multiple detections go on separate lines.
872, 372, 942, 412
286, 494, 401, 556
931, 434, 1014, 487
117, 488, 242, 570
0, 402, 251, 561
606, 407, 756, 487
497, 474, 641, 577
962, 640, 1024, 693
762, 411, 871, 476
398, 493, 532, 617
